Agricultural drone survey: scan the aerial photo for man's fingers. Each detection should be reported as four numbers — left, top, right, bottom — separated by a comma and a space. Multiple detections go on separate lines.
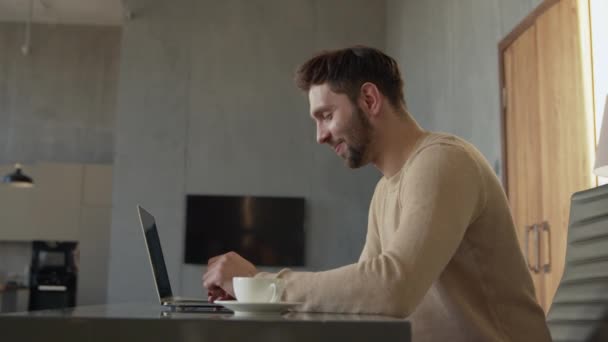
203, 255, 230, 288
203, 279, 217, 290
203, 251, 251, 299
207, 285, 231, 303
208, 290, 221, 303
208, 293, 220, 303
202, 261, 219, 285
201, 267, 212, 283
204, 269, 229, 294
203, 269, 220, 289
203, 254, 230, 302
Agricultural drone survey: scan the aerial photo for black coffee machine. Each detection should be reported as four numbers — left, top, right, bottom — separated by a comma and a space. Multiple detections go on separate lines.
28, 241, 78, 311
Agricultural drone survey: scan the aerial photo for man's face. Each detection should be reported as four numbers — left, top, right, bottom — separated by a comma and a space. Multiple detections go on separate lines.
309, 84, 373, 168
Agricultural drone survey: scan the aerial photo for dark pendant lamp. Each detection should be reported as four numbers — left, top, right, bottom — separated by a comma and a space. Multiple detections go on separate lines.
3, 163, 34, 188
3, 3, 36, 189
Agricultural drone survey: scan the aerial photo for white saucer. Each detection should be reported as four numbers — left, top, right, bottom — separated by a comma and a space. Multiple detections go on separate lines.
215, 300, 302, 316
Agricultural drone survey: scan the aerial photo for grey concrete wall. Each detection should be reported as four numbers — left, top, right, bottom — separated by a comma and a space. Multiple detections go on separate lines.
0, 23, 121, 164
386, 0, 543, 178
0, 23, 120, 307
107, 0, 386, 302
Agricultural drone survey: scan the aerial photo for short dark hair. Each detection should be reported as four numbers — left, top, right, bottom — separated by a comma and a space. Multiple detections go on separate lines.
295, 46, 406, 109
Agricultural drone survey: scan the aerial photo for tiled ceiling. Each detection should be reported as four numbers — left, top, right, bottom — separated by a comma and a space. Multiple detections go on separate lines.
0, 0, 124, 26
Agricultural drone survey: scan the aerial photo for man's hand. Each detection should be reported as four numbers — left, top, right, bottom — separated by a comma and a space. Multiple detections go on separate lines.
206, 286, 235, 302
202, 251, 258, 302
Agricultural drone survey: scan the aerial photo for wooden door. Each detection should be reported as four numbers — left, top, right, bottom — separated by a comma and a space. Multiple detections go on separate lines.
503, 24, 546, 306
501, 0, 596, 312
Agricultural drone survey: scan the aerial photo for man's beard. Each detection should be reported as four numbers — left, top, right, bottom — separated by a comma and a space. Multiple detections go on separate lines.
343, 105, 372, 168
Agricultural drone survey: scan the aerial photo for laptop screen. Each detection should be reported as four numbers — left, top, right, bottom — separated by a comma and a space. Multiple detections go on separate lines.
138, 206, 173, 300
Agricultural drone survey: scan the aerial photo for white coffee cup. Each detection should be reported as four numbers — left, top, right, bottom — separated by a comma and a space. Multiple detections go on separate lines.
233, 277, 285, 303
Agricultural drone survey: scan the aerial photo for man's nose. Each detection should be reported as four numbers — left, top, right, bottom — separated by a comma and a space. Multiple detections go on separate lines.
316, 125, 330, 144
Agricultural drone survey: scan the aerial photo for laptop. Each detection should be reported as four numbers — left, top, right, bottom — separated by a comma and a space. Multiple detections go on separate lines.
137, 205, 228, 312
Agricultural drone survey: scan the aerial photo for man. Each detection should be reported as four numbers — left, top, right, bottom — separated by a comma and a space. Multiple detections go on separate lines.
202, 46, 551, 341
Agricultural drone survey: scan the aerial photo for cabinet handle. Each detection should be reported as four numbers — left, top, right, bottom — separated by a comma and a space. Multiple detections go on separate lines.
526, 224, 541, 273
542, 221, 551, 273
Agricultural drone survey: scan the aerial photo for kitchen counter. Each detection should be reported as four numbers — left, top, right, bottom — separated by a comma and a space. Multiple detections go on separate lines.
0, 302, 411, 342
0, 284, 29, 313
0, 285, 29, 293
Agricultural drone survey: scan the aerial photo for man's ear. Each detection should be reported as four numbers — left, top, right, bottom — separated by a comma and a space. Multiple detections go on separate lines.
359, 82, 382, 117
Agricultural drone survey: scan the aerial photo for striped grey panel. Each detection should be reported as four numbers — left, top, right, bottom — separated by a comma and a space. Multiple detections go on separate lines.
547, 184, 608, 342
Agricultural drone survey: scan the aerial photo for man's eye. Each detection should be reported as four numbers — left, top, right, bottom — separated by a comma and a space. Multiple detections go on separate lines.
324, 113, 333, 120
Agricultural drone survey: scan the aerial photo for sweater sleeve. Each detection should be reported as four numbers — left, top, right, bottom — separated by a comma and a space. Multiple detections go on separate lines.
257, 144, 485, 317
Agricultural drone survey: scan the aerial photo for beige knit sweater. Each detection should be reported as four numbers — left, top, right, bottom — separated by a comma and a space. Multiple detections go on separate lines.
258, 132, 551, 341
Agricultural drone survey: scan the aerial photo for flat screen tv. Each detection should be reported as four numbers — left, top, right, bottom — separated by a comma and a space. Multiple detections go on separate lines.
184, 195, 305, 266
